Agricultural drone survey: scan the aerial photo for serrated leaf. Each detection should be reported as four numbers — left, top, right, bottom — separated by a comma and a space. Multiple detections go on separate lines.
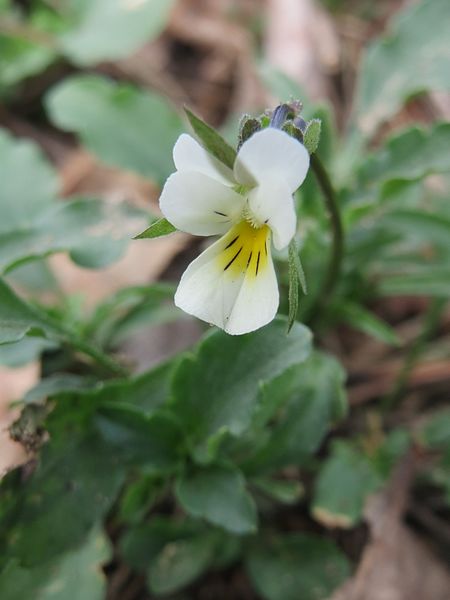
134, 217, 177, 239
354, 0, 450, 137
312, 442, 382, 528
46, 75, 184, 182
185, 108, 237, 170
175, 464, 257, 534
246, 533, 350, 600
245, 351, 347, 474
60, 0, 177, 65
170, 318, 312, 456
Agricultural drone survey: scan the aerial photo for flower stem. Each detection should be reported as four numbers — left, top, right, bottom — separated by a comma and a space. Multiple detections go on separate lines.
310, 153, 344, 322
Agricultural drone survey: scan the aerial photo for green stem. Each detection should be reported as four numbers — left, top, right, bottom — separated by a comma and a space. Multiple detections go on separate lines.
310, 153, 344, 320
70, 337, 129, 377
382, 298, 447, 412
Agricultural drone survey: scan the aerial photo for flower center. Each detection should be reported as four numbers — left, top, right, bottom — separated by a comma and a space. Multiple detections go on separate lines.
216, 220, 270, 279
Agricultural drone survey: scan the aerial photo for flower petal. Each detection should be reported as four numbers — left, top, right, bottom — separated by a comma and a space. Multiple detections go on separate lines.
234, 128, 310, 193
159, 171, 245, 236
173, 133, 234, 185
175, 221, 279, 335
248, 179, 296, 250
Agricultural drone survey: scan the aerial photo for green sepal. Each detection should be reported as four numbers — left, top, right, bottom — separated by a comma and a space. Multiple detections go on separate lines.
303, 118, 322, 154
184, 107, 237, 170
134, 218, 177, 240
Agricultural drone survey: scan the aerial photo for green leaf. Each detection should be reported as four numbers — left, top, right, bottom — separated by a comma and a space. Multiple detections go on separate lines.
0, 198, 139, 274
0, 337, 56, 368
333, 301, 401, 346
0, 527, 111, 600
359, 123, 450, 189
0, 129, 139, 272
94, 404, 185, 471
245, 352, 347, 474
170, 318, 312, 455
59, 0, 177, 65
134, 217, 177, 240
378, 268, 450, 297
421, 410, 450, 449
303, 118, 321, 154
148, 531, 217, 596
312, 442, 382, 529
185, 108, 237, 170
175, 464, 257, 534
46, 75, 184, 182
287, 239, 307, 332
0, 432, 124, 566
0, 277, 59, 344
252, 478, 303, 505
246, 533, 350, 600
353, 0, 450, 137
0, 128, 58, 230
120, 517, 200, 572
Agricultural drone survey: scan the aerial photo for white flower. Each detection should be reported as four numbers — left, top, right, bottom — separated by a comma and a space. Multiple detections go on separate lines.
159, 128, 310, 335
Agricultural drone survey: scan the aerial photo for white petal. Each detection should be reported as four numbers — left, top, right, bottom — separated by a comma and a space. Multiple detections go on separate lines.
159, 171, 245, 236
234, 128, 310, 193
174, 221, 279, 335
248, 179, 296, 250
173, 133, 234, 185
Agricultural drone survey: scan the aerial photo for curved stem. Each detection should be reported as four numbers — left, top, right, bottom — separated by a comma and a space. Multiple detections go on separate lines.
310, 153, 344, 321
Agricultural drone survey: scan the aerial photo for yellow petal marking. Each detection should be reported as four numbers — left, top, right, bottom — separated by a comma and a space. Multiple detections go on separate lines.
216, 221, 271, 279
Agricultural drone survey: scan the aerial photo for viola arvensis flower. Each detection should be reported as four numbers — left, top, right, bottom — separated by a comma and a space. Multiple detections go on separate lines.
160, 127, 310, 335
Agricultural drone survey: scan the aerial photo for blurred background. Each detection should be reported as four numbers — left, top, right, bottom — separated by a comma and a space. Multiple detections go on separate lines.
0, 0, 449, 598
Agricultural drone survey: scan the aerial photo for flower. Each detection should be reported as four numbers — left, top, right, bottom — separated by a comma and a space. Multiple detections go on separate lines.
159, 127, 310, 335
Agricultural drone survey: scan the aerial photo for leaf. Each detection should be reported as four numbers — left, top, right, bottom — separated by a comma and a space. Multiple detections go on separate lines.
359, 123, 450, 190
333, 301, 401, 346
0, 129, 139, 272
134, 217, 177, 240
148, 532, 217, 596
0, 128, 58, 231
246, 533, 350, 600
244, 351, 347, 474
170, 318, 312, 456
287, 239, 307, 332
175, 464, 257, 534
0, 527, 111, 600
46, 75, 184, 182
0, 198, 139, 274
353, 0, 450, 137
185, 107, 237, 170
59, 0, 177, 65
312, 442, 382, 529
252, 478, 303, 505
0, 431, 124, 567
0, 337, 56, 368
378, 268, 450, 297
94, 404, 185, 471
421, 410, 450, 449
120, 517, 201, 572
0, 277, 59, 344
